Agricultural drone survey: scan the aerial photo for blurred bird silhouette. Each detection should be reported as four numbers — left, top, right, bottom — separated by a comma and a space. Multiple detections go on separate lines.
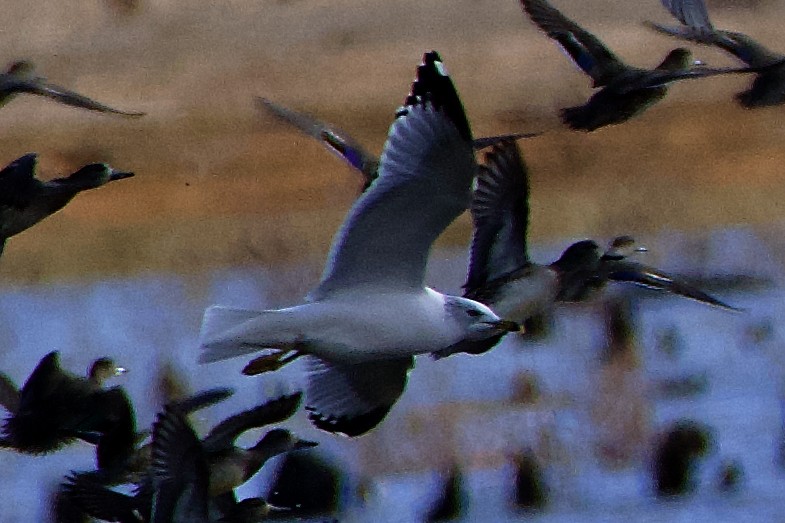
512, 449, 548, 511
425, 464, 468, 522
653, 420, 712, 497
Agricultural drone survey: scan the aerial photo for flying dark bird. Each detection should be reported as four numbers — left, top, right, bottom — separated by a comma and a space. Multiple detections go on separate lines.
648, 0, 785, 107
199, 52, 519, 437
0, 153, 134, 257
0, 60, 144, 116
460, 140, 738, 341
256, 97, 540, 192
0, 351, 133, 459
519, 0, 764, 130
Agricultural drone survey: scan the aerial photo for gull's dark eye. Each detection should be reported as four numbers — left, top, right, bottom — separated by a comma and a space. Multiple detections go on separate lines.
467, 309, 482, 318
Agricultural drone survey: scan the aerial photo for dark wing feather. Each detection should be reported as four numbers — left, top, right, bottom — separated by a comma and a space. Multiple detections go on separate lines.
256, 97, 379, 189
465, 140, 531, 294
201, 392, 302, 452
0, 153, 40, 208
521, 0, 628, 86
4, 78, 144, 117
150, 406, 209, 523
606, 261, 740, 311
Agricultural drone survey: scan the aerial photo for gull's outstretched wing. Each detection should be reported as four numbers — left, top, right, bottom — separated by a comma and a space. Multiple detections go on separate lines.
310, 51, 476, 299
606, 261, 740, 311
464, 140, 531, 294
520, 0, 628, 87
256, 97, 379, 190
202, 392, 302, 452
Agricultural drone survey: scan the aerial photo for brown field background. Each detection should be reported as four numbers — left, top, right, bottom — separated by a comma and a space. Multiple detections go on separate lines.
1, 0, 784, 283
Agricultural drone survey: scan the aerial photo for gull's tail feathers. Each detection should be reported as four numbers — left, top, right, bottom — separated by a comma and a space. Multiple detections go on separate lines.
198, 306, 297, 364
304, 356, 414, 437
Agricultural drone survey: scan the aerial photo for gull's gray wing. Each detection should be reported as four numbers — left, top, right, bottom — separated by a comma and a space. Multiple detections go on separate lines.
309, 51, 476, 299
0, 153, 39, 208
464, 140, 530, 294
605, 261, 740, 311
304, 356, 414, 437
520, 0, 629, 87
0, 77, 145, 117
256, 97, 379, 190
202, 392, 303, 452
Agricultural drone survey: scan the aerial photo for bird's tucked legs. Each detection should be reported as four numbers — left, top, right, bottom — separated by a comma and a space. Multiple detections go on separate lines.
242, 350, 301, 376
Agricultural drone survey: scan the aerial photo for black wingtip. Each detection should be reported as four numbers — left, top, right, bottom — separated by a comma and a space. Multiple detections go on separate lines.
306, 405, 391, 437
401, 50, 473, 142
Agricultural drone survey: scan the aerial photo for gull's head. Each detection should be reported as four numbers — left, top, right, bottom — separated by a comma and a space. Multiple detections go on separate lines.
445, 296, 520, 340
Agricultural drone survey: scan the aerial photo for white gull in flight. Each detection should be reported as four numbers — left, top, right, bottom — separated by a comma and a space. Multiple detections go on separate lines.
198, 51, 519, 437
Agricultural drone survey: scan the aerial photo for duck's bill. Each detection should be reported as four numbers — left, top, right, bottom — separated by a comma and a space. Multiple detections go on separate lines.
109, 170, 135, 181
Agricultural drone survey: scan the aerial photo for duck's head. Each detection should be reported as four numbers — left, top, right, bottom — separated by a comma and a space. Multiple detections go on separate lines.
602, 235, 647, 261
66, 163, 134, 189
657, 48, 694, 71
88, 357, 126, 386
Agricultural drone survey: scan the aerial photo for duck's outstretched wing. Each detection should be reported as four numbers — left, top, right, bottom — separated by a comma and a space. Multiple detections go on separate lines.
202, 392, 303, 452
465, 139, 531, 294
606, 261, 740, 311
0, 76, 145, 117
256, 97, 379, 190
0, 153, 39, 208
150, 406, 209, 523
520, 0, 628, 86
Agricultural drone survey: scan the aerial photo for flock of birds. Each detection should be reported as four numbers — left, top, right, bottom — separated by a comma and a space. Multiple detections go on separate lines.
0, 0, 781, 520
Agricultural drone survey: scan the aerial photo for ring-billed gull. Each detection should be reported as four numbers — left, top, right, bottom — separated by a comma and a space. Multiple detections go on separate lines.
647, 0, 785, 108
0, 153, 134, 257
463, 140, 738, 325
519, 0, 769, 131
199, 51, 519, 436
